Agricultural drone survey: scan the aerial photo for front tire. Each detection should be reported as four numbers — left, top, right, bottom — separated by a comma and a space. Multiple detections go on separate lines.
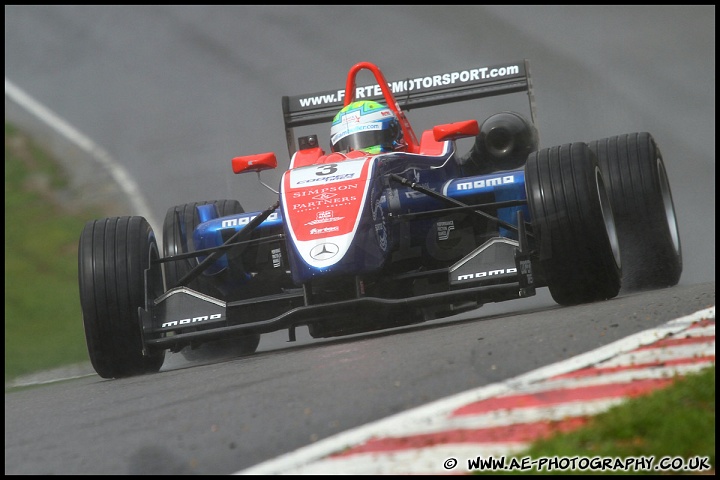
525, 142, 621, 305
588, 132, 682, 291
78, 216, 165, 378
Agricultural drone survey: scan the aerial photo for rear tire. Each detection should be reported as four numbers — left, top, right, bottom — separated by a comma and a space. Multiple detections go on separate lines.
78, 216, 165, 378
163, 199, 244, 295
525, 142, 621, 305
588, 132, 682, 291
162, 200, 261, 357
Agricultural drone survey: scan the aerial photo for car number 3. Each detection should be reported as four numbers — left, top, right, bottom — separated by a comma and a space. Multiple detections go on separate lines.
315, 164, 338, 176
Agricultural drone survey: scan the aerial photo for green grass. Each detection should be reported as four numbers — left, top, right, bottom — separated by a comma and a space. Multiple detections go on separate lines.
4, 123, 103, 383
489, 365, 715, 475
3, 122, 715, 472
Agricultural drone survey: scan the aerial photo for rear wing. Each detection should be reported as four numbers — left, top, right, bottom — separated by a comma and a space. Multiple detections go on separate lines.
282, 59, 537, 157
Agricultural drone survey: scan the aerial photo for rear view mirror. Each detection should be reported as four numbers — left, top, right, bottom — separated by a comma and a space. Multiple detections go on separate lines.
432, 120, 479, 142
232, 152, 278, 174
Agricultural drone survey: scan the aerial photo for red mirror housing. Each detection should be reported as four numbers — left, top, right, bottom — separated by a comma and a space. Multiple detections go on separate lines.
432, 120, 480, 142
232, 152, 278, 174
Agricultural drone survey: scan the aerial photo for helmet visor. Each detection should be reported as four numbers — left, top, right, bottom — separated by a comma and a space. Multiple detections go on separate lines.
333, 129, 395, 153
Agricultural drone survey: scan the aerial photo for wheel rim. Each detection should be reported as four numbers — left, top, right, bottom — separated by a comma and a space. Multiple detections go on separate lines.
595, 167, 621, 269
657, 157, 681, 254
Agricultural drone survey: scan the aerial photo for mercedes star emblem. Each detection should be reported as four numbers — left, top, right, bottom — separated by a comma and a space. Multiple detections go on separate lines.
310, 243, 339, 260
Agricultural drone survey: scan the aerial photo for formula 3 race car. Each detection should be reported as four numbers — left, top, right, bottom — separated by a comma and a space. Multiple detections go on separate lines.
78, 60, 682, 379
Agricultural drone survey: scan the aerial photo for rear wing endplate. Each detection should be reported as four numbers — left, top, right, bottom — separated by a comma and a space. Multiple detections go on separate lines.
282, 59, 537, 156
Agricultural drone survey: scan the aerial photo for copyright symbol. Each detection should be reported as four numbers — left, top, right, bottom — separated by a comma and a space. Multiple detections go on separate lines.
444, 458, 458, 470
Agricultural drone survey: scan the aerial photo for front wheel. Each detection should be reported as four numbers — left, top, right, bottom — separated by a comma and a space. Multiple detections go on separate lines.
525, 142, 621, 305
78, 216, 165, 378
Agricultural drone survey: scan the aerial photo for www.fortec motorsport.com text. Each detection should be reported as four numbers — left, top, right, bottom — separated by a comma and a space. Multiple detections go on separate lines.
298, 64, 522, 108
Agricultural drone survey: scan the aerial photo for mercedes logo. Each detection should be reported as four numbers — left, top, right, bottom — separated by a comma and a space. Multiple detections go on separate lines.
310, 243, 339, 260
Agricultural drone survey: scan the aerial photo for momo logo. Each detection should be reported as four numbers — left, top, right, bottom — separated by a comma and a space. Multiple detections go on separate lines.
455, 175, 515, 191
310, 243, 339, 260
161, 313, 222, 329
221, 212, 279, 228
456, 268, 517, 282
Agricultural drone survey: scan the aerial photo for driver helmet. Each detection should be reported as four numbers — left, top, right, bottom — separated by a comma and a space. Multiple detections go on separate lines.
330, 100, 405, 154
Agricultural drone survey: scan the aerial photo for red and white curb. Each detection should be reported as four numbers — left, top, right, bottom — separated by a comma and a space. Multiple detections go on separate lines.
238, 306, 715, 475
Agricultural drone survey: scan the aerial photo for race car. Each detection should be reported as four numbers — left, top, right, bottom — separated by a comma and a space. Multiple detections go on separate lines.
78, 60, 682, 379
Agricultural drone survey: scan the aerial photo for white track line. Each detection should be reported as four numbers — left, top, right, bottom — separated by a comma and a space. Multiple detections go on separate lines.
4, 77, 158, 230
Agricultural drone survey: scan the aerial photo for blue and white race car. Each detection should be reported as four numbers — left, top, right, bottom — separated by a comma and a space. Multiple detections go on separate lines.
78, 60, 682, 378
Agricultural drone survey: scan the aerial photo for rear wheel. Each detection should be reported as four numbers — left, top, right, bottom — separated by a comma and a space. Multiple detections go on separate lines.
78, 216, 165, 378
162, 200, 261, 357
163, 199, 244, 295
525, 142, 621, 305
588, 132, 682, 291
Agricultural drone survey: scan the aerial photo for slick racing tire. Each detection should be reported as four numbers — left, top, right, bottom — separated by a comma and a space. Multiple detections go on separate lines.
78, 216, 165, 379
588, 132, 682, 291
525, 142, 621, 305
163, 200, 261, 357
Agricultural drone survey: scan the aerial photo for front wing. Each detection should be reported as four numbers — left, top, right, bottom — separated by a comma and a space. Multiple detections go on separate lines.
139, 232, 536, 353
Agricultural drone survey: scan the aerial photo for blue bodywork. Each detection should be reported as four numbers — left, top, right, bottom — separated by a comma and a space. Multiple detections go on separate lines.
190, 146, 529, 285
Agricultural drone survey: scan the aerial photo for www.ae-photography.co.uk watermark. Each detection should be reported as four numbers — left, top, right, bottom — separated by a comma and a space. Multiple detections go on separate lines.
443, 455, 713, 473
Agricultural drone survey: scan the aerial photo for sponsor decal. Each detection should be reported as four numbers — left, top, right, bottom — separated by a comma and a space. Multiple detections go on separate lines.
221, 212, 279, 229
289, 161, 365, 188
305, 210, 345, 226
405, 190, 425, 199
313, 192, 336, 201
293, 185, 359, 198
292, 196, 358, 211
297, 64, 522, 108
456, 268, 517, 282
271, 248, 282, 268
310, 226, 340, 235
284, 160, 369, 235
519, 258, 534, 285
341, 110, 360, 123
437, 221, 455, 241
310, 243, 339, 261
161, 313, 222, 329
297, 174, 355, 185
455, 175, 515, 192
282, 158, 374, 267
348, 123, 381, 133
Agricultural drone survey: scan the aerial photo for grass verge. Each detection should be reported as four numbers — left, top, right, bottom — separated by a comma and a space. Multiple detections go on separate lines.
4, 122, 103, 383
